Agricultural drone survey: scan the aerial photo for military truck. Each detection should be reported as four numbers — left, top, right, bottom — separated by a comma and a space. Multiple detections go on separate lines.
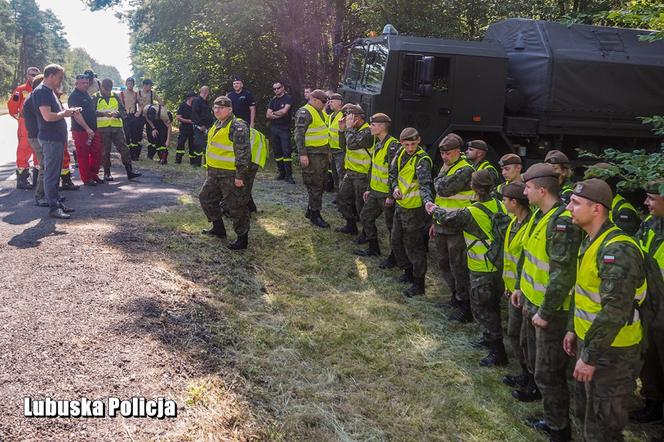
339, 18, 664, 164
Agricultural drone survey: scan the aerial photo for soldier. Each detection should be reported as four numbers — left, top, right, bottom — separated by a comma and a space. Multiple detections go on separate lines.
143, 103, 173, 163
500, 182, 533, 388
631, 179, 664, 424
496, 153, 523, 196
544, 150, 574, 204
465, 139, 501, 187
199, 96, 251, 250
336, 104, 373, 239
327, 93, 345, 191
510, 163, 581, 441
174, 92, 196, 164
355, 113, 399, 257
94, 79, 142, 182
584, 162, 641, 236
7, 66, 40, 189
432, 133, 475, 322
389, 127, 434, 297
562, 179, 646, 442
119, 77, 141, 160
294, 89, 331, 228
427, 170, 508, 367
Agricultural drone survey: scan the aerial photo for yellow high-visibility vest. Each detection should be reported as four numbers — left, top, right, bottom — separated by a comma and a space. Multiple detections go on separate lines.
574, 226, 646, 347
610, 194, 638, 224
369, 135, 398, 194
641, 216, 664, 281
464, 199, 506, 273
250, 128, 267, 168
396, 147, 431, 209
328, 111, 343, 150
434, 157, 475, 210
503, 214, 530, 292
206, 119, 237, 170
96, 93, 123, 128
344, 122, 373, 173
303, 104, 328, 148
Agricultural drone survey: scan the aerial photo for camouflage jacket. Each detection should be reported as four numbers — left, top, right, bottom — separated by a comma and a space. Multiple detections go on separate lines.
294, 106, 329, 156
207, 116, 250, 180
612, 195, 641, 237
434, 156, 473, 197
475, 159, 502, 188
388, 147, 435, 205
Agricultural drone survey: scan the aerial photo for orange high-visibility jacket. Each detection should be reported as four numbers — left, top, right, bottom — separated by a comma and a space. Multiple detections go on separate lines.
7, 81, 33, 120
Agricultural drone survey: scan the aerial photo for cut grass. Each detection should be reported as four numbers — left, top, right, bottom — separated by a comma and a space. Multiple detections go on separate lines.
123, 143, 653, 441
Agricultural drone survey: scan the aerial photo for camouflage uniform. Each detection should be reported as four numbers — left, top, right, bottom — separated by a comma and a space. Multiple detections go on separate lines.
360, 136, 400, 241
506, 212, 531, 367
572, 220, 645, 442
294, 107, 329, 211
611, 195, 641, 237
433, 158, 474, 303
338, 124, 373, 222
389, 148, 434, 279
95, 93, 133, 170
519, 204, 582, 431
560, 177, 574, 205
198, 117, 251, 236
475, 159, 502, 188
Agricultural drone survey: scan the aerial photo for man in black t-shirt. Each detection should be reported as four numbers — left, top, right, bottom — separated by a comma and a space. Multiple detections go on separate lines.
227, 77, 256, 127
175, 91, 196, 164
69, 74, 103, 186
266, 81, 294, 183
190, 86, 213, 167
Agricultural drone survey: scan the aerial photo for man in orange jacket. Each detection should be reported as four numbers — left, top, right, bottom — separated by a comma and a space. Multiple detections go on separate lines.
7, 66, 41, 189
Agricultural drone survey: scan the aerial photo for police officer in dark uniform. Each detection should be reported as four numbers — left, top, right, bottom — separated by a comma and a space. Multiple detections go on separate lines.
175, 91, 196, 164
191, 86, 213, 167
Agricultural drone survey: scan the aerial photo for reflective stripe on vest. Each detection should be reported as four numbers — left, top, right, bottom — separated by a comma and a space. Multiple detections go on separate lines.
463, 199, 505, 273
574, 226, 646, 346
250, 128, 267, 168
478, 160, 498, 178
610, 194, 638, 223
304, 104, 328, 147
96, 94, 123, 128
503, 214, 530, 292
396, 147, 432, 209
328, 111, 343, 150
520, 206, 572, 309
344, 122, 373, 173
370, 136, 397, 193
642, 216, 664, 280
206, 120, 236, 170
434, 157, 475, 211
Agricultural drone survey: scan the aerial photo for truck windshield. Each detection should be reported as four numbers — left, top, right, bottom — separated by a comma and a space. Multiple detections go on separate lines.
343, 42, 388, 93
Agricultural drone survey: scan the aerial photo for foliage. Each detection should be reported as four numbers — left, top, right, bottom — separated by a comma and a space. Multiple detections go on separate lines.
596, 0, 664, 40
62, 47, 123, 92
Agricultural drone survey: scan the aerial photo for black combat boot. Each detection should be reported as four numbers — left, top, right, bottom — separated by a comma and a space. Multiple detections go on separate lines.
284, 162, 295, 184
124, 163, 142, 180
16, 169, 33, 189
104, 167, 114, 181
335, 219, 358, 234
448, 301, 473, 323
503, 365, 529, 388
202, 219, 227, 238
512, 374, 542, 402
175, 152, 183, 164
630, 399, 663, 423
354, 238, 381, 257
354, 229, 369, 244
397, 267, 414, 284
275, 162, 285, 180
248, 197, 257, 213
147, 144, 157, 160
305, 207, 312, 219
228, 233, 248, 250
379, 251, 397, 269
525, 417, 551, 434
310, 211, 330, 228
469, 337, 490, 349
403, 276, 425, 297
479, 340, 508, 367
60, 173, 79, 191
549, 426, 571, 442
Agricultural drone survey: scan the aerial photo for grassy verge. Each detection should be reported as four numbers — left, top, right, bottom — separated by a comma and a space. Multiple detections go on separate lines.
125, 142, 653, 441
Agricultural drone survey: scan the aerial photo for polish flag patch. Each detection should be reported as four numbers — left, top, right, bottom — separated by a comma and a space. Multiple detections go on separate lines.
603, 255, 616, 264
555, 224, 567, 232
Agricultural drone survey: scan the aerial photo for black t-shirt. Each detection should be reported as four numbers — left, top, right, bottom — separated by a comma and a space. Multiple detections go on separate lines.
191, 96, 213, 127
227, 89, 256, 124
22, 94, 38, 139
68, 88, 97, 132
176, 101, 193, 130
32, 84, 67, 142
268, 94, 293, 127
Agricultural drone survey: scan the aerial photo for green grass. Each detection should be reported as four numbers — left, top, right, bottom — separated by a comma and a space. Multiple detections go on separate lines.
126, 141, 652, 441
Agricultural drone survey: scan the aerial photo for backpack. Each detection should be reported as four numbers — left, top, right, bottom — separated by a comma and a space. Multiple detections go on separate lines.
473, 200, 512, 269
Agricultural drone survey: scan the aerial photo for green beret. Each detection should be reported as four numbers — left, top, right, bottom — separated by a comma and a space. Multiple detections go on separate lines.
522, 163, 559, 182
213, 96, 232, 107
501, 182, 528, 200
468, 140, 488, 151
329, 93, 343, 101
573, 178, 613, 209
471, 169, 494, 189
499, 153, 522, 167
345, 104, 364, 115
370, 113, 391, 123
310, 89, 328, 102
400, 127, 420, 141
544, 150, 570, 165
439, 133, 463, 151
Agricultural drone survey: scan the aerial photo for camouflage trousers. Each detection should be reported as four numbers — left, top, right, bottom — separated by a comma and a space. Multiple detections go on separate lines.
639, 324, 664, 401
359, 190, 394, 242
199, 169, 250, 236
338, 170, 368, 222
523, 303, 571, 431
301, 153, 329, 211
330, 149, 345, 191
507, 298, 526, 366
469, 271, 504, 343
98, 127, 131, 171
433, 232, 470, 302
574, 342, 641, 442
391, 205, 429, 278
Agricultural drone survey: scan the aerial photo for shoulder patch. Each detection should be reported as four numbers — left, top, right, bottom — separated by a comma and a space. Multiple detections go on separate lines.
555, 224, 567, 232
603, 255, 616, 264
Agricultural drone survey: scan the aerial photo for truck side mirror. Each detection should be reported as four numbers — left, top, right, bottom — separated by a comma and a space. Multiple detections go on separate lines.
416, 56, 434, 97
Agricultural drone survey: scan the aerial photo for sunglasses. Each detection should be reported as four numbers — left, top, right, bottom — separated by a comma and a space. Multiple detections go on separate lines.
273, 86, 283, 90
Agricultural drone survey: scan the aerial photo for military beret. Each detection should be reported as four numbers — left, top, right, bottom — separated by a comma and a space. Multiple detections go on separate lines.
345, 104, 364, 115
400, 127, 420, 141
499, 153, 522, 167
213, 96, 232, 107
370, 113, 391, 123
573, 178, 613, 209
439, 133, 463, 151
645, 179, 664, 195
471, 170, 494, 189
468, 139, 488, 151
232, 76, 243, 82
501, 182, 528, 201
544, 150, 570, 165
522, 163, 559, 182
310, 89, 328, 102
328, 93, 343, 101
583, 162, 618, 179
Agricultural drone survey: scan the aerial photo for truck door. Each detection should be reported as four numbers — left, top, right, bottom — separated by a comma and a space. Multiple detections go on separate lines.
397, 53, 453, 146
